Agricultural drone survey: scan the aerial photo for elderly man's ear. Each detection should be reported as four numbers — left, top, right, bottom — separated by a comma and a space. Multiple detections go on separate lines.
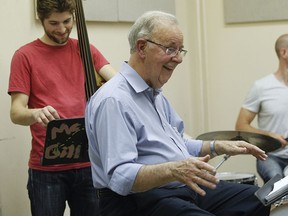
136, 39, 148, 58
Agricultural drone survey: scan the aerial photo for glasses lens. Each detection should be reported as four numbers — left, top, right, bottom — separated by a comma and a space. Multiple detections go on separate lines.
165, 48, 176, 56
169, 49, 187, 57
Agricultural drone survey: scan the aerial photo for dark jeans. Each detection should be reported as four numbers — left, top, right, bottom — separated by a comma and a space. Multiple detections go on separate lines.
98, 181, 270, 216
257, 154, 288, 183
27, 167, 99, 216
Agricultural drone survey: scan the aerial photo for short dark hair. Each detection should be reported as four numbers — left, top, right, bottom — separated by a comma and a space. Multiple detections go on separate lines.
37, 0, 76, 22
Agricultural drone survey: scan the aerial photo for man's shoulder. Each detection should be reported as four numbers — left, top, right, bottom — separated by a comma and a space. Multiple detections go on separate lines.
95, 74, 128, 97
94, 77, 143, 115
253, 74, 274, 88
68, 38, 100, 54
16, 39, 39, 52
256, 74, 273, 82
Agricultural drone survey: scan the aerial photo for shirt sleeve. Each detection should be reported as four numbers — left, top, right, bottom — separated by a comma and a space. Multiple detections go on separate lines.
90, 44, 110, 72
95, 97, 142, 195
242, 81, 261, 113
184, 139, 203, 156
8, 50, 31, 95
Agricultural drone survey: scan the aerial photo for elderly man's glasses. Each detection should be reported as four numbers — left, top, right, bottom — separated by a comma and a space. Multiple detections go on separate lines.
146, 39, 187, 57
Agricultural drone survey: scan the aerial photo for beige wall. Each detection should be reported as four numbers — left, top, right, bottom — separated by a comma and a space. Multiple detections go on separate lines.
1, 0, 287, 215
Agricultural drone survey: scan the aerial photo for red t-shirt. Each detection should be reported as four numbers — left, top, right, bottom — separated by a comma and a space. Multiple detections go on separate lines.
8, 38, 109, 171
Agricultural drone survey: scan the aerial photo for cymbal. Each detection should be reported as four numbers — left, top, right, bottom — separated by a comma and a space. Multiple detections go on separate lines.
196, 131, 281, 152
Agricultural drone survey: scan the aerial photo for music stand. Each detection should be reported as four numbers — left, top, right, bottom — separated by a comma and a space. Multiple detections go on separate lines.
42, 117, 90, 166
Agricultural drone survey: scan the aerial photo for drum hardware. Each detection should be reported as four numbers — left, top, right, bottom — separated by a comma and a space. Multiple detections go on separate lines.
196, 131, 281, 152
216, 172, 257, 185
215, 154, 230, 170
271, 195, 288, 215
273, 195, 288, 207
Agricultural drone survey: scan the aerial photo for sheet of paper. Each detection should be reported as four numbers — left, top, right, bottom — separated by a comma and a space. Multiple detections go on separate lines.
267, 175, 288, 196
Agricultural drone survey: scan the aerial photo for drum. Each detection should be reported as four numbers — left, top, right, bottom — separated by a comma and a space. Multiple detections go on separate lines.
271, 196, 288, 215
216, 172, 257, 185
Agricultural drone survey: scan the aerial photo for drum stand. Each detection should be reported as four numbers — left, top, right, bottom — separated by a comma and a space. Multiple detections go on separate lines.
215, 154, 230, 170
273, 195, 288, 207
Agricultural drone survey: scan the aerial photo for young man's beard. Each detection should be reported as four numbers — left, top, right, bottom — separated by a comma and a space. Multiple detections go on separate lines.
46, 30, 70, 45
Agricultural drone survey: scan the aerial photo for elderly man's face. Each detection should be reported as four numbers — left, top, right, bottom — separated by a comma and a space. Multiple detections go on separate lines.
144, 24, 184, 89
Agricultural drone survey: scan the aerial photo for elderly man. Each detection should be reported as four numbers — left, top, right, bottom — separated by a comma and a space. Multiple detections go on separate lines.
85, 11, 270, 216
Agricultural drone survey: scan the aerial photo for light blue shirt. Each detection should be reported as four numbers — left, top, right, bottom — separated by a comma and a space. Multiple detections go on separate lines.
85, 62, 203, 195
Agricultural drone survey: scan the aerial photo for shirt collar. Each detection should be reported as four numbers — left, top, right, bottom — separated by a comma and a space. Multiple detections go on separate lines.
119, 62, 162, 95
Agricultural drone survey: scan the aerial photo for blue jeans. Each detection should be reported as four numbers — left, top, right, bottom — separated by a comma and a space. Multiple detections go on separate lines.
257, 154, 288, 183
27, 167, 99, 216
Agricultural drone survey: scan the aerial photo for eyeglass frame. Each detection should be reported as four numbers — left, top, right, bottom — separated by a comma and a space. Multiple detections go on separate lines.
146, 39, 187, 57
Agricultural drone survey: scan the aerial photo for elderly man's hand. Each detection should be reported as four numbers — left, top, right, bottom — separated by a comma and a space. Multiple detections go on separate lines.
170, 155, 219, 196
215, 140, 267, 160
